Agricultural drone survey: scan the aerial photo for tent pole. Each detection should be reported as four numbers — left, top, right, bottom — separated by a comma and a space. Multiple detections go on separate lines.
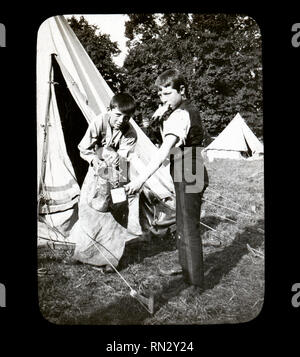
38, 57, 54, 198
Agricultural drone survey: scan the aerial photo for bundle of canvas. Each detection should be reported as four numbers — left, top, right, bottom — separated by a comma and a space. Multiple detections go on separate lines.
87, 163, 112, 212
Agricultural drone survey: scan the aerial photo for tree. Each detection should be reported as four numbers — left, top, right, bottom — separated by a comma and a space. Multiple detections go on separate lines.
122, 13, 263, 141
68, 16, 123, 93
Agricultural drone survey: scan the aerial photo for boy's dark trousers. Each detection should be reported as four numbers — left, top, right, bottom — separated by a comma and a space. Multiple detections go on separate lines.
174, 180, 204, 287
171, 146, 206, 287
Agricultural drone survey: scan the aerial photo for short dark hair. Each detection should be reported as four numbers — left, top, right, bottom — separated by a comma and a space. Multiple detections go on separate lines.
109, 93, 136, 116
155, 68, 187, 93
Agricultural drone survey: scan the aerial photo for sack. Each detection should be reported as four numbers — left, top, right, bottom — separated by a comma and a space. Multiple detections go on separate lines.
87, 167, 112, 212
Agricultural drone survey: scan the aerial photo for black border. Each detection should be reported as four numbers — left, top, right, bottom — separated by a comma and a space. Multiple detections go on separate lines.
1, 2, 299, 351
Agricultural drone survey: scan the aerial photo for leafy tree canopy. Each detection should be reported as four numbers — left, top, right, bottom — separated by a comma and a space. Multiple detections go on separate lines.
68, 14, 263, 145
122, 13, 263, 142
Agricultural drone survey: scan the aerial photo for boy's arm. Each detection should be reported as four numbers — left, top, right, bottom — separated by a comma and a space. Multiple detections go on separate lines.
78, 118, 101, 164
125, 134, 178, 195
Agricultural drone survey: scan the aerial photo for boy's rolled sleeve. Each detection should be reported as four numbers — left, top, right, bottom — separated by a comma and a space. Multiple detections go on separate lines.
162, 109, 190, 147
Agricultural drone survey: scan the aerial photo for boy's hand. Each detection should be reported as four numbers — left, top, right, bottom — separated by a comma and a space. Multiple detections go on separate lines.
102, 147, 119, 166
152, 103, 171, 120
124, 178, 144, 195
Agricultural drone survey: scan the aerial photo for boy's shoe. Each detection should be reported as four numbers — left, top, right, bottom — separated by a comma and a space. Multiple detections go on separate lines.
159, 264, 183, 276
179, 285, 204, 299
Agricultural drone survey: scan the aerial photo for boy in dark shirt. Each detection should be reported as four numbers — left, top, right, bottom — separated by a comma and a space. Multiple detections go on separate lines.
125, 69, 208, 296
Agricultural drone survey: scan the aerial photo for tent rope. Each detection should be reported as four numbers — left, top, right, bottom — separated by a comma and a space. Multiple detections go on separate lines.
87, 236, 153, 313
38, 215, 67, 240
87, 238, 132, 290
217, 215, 237, 223
79, 226, 149, 306
200, 221, 223, 242
202, 198, 253, 217
206, 187, 243, 208
38, 60, 53, 196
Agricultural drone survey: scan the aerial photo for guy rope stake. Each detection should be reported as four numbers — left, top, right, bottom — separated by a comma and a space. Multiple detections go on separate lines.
87, 236, 154, 314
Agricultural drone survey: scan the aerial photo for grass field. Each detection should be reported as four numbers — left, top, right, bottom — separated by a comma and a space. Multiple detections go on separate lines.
38, 158, 264, 325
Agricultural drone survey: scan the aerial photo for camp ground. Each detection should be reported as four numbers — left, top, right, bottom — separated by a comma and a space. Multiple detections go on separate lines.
37, 16, 264, 325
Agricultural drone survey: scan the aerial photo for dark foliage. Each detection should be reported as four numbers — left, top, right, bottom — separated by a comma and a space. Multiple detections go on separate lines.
69, 14, 263, 143
122, 14, 263, 139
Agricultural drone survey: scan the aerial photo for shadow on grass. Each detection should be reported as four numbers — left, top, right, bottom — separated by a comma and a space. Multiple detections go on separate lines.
71, 282, 188, 325
147, 218, 265, 316
118, 231, 177, 270
118, 214, 232, 270
203, 218, 264, 290
70, 295, 153, 325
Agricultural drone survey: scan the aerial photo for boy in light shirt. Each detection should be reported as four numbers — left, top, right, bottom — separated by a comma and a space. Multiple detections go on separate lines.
70, 93, 142, 272
125, 69, 208, 296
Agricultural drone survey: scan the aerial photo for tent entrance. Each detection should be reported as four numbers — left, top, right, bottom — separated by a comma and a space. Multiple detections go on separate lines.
52, 54, 89, 187
241, 136, 253, 158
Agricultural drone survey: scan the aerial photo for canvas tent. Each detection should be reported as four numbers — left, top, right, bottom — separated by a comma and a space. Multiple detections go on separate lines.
37, 15, 175, 246
204, 113, 263, 161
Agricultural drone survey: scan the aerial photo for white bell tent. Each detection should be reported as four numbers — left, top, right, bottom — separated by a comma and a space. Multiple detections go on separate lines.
204, 113, 263, 161
37, 16, 175, 244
